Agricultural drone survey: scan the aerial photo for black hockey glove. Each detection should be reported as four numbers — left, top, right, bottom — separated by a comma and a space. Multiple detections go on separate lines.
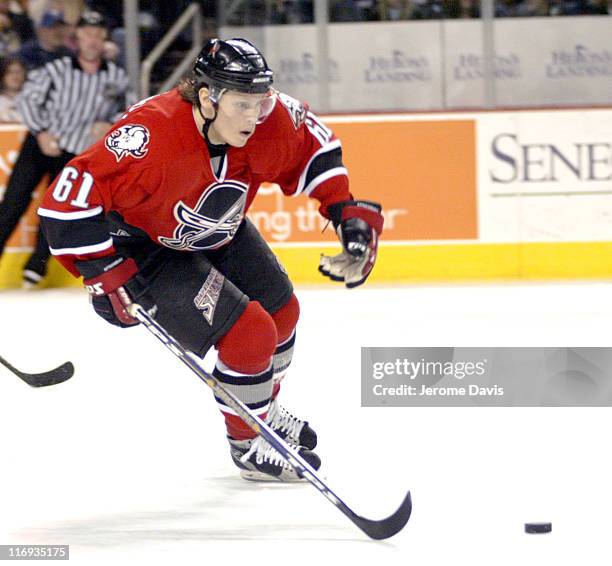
319, 200, 384, 288
75, 256, 157, 328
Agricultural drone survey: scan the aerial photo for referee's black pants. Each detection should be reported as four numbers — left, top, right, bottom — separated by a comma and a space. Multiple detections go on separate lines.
0, 133, 75, 276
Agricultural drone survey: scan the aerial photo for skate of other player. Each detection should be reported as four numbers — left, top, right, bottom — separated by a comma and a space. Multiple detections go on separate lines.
38, 38, 384, 482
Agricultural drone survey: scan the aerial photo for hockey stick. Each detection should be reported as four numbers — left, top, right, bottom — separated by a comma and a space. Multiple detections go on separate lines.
127, 303, 412, 540
0, 355, 74, 388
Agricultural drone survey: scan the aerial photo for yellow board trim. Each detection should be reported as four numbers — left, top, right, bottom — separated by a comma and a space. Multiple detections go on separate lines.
0, 254, 80, 289
273, 242, 612, 283
1, 241, 611, 290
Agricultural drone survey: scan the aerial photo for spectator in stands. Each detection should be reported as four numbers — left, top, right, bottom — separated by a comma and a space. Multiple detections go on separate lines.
331, 0, 363, 21
86, 0, 167, 66
355, 0, 380, 19
228, 0, 268, 25
586, 0, 611, 12
0, 55, 25, 122
379, 0, 413, 19
27, 0, 61, 25
445, 0, 481, 16
145, 1, 192, 32
61, 0, 86, 26
84, 0, 122, 29
0, 0, 34, 47
411, 0, 445, 18
271, 0, 314, 23
495, 0, 538, 15
18, 10, 72, 70
546, 0, 600, 12
0, 11, 20, 55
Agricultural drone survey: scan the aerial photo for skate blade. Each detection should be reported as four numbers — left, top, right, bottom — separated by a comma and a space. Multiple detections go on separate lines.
239, 470, 307, 483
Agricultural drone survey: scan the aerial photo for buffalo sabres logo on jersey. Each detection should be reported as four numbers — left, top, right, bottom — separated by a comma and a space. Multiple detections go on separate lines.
105, 124, 150, 162
159, 181, 248, 251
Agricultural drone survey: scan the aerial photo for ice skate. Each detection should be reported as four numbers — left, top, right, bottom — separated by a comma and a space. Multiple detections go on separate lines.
229, 435, 321, 482
22, 263, 47, 290
22, 270, 44, 290
266, 399, 317, 450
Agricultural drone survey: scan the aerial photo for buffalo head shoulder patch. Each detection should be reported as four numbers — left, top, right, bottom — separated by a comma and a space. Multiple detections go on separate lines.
105, 124, 150, 162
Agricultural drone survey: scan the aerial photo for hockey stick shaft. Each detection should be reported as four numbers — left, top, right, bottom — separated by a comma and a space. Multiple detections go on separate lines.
128, 303, 411, 540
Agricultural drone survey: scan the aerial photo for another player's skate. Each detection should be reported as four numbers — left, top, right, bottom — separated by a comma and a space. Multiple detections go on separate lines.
265, 399, 317, 450
22, 259, 48, 290
229, 435, 321, 482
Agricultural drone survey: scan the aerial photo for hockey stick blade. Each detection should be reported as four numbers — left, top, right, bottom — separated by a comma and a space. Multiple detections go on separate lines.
346, 489, 412, 540
0, 356, 74, 387
128, 303, 412, 540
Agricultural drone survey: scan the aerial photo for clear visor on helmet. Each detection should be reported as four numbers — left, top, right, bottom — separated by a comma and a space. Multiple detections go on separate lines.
218, 89, 277, 124
255, 90, 276, 123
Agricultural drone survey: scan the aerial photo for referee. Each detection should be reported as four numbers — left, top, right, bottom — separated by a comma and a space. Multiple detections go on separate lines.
0, 10, 132, 288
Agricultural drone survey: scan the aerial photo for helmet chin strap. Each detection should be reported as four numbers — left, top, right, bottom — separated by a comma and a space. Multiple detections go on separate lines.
198, 104, 217, 142
198, 86, 226, 144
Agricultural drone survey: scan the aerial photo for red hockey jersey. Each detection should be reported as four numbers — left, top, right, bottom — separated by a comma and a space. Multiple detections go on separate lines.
38, 88, 351, 276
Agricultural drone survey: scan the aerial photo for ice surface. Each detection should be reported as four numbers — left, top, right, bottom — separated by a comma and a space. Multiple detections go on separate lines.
1, 282, 611, 565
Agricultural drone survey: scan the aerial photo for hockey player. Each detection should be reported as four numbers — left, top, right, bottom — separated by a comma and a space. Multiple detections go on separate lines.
38, 38, 384, 481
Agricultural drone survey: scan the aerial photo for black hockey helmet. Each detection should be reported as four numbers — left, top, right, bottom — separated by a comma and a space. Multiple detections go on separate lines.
193, 38, 274, 97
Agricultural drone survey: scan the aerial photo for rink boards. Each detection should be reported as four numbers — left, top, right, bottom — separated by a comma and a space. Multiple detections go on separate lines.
1, 108, 612, 288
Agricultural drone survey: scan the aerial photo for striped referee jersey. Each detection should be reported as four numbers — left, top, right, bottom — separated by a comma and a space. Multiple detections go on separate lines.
17, 55, 135, 155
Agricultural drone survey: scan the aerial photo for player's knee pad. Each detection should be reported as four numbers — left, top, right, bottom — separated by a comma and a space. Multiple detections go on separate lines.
217, 301, 277, 375
271, 293, 300, 343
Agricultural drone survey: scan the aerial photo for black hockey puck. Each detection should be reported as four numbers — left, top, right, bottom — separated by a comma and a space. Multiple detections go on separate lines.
525, 522, 552, 534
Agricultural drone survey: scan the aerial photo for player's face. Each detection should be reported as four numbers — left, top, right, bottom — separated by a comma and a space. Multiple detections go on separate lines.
208, 91, 274, 147
76, 26, 107, 62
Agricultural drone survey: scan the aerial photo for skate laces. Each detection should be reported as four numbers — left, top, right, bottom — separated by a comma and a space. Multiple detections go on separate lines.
240, 436, 292, 468
266, 401, 305, 440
